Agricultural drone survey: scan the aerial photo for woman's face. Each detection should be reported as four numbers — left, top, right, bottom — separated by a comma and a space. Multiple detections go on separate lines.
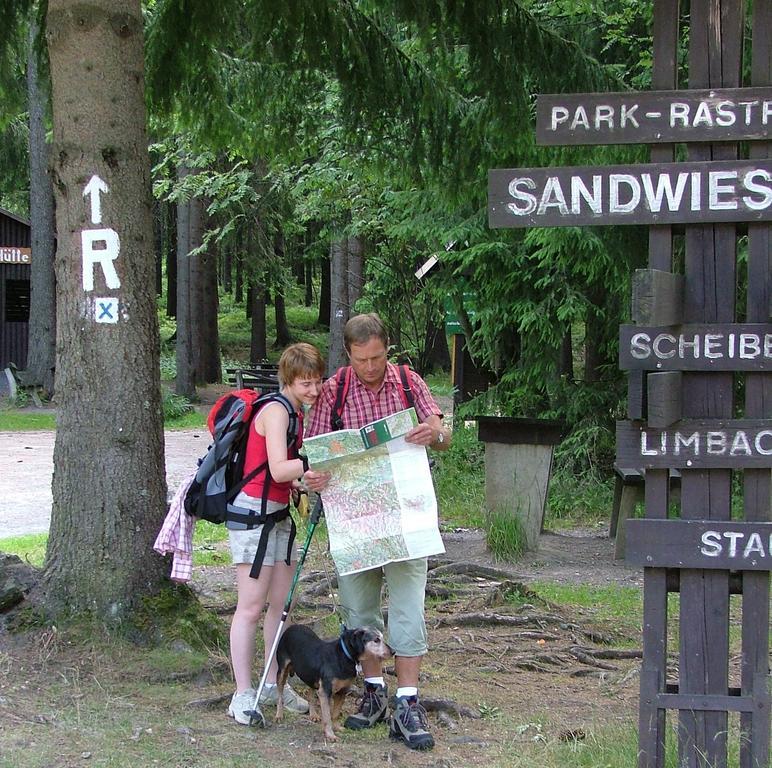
286, 374, 323, 408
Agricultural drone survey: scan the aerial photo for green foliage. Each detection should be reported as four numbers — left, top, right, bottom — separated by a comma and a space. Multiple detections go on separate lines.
433, 421, 486, 529
161, 389, 194, 421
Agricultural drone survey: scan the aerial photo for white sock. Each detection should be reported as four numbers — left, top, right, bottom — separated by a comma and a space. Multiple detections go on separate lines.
263, 682, 276, 689
396, 686, 417, 699
365, 676, 385, 688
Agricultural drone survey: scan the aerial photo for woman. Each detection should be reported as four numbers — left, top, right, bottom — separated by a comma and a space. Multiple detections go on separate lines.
227, 342, 329, 724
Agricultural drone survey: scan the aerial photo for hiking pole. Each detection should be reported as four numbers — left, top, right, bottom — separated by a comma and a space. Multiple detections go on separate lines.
244, 495, 324, 727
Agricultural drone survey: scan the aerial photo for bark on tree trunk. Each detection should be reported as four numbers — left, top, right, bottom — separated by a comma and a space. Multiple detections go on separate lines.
164, 199, 176, 319
304, 260, 313, 307
250, 286, 267, 362
583, 295, 603, 383
273, 234, 291, 347
188, 190, 205, 384
22, 13, 57, 398
199, 241, 220, 383
318, 251, 330, 327
346, 234, 364, 311
43, 0, 167, 619
175, 166, 195, 398
560, 328, 574, 378
327, 237, 349, 375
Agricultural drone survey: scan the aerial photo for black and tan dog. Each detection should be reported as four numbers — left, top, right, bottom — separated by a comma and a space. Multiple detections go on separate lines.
275, 624, 393, 741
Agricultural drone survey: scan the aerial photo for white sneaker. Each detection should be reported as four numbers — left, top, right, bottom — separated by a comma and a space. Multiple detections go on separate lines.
228, 688, 257, 725
259, 683, 310, 714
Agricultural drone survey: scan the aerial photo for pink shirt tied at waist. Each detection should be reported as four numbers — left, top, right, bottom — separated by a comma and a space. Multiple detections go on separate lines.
306, 362, 441, 436
153, 471, 197, 583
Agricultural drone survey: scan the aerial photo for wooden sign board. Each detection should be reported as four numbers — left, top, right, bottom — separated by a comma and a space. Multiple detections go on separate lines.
0, 246, 31, 265
626, 519, 772, 570
488, 159, 772, 228
619, 323, 772, 371
536, 87, 772, 145
616, 419, 772, 469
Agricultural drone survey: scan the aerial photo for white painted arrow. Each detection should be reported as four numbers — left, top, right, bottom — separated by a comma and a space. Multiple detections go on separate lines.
83, 175, 109, 224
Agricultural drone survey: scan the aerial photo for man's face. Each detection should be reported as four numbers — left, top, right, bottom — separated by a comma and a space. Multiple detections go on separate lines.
348, 337, 388, 387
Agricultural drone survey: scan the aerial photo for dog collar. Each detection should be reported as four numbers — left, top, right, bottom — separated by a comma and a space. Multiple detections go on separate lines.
339, 636, 355, 662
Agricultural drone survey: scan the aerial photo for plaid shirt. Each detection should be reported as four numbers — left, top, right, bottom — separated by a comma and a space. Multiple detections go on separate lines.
153, 471, 197, 583
306, 362, 442, 436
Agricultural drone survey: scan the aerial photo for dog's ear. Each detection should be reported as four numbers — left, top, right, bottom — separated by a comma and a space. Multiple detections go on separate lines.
347, 627, 369, 657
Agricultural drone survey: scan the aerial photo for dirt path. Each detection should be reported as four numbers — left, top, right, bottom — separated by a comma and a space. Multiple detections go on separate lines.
0, 428, 209, 537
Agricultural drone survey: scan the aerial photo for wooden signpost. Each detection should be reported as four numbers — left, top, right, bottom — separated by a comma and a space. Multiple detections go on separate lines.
488, 2, 770, 766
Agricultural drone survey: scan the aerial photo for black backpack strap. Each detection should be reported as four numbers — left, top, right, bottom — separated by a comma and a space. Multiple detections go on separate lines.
397, 364, 416, 411
245, 504, 295, 580
331, 366, 352, 432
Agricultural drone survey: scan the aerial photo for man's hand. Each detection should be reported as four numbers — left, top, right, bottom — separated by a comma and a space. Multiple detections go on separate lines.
405, 422, 436, 446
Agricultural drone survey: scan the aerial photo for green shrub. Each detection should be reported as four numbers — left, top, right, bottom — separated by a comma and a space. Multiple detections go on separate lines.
433, 421, 486, 529
162, 389, 194, 421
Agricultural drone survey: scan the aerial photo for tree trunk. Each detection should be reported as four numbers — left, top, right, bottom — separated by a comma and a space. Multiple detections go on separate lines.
274, 290, 291, 347
188, 190, 205, 384
153, 198, 162, 295
235, 250, 243, 303
44, 0, 167, 620
423, 316, 451, 374
327, 237, 348, 375
222, 243, 232, 294
273, 233, 291, 348
175, 166, 195, 398
583, 296, 603, 383
199, 241, 220, 382
22, 12, 57, 398
346, 234, 364, 311
164, 198, 176, 319
250, 286, 267, 362
318, 250, 330, 327
560, 328, 573, 378
304, 260, 313, 307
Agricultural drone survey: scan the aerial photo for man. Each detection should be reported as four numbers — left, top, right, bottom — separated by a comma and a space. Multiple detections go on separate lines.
306, 313, 450, 751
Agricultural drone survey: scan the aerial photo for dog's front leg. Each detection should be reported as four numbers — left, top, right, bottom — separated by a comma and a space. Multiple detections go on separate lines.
317, 686, 337, 741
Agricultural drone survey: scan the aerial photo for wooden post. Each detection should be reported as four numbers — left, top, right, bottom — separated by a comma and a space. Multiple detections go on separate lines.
488, 1, 771, 764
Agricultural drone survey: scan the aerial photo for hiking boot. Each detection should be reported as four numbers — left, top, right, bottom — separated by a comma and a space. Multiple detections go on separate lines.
389, 695, 434, 750
344, 683, 388, 730
227, 688, 257, 725
258, 683, 310, 714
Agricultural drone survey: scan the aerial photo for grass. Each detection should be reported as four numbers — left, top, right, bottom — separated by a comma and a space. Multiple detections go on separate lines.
485, 508, 528, 562
530, 581, 643, 630
0, 409, 56, 431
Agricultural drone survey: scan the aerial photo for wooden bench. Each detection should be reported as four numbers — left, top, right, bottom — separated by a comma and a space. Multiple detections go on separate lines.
225, 362, 280, 392
610, 465, 681, 560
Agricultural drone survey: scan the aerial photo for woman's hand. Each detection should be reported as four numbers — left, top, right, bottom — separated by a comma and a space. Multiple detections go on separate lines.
303, 469, 331, 493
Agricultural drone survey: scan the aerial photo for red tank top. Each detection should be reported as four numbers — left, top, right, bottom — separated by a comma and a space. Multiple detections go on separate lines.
242, 404, 303, 503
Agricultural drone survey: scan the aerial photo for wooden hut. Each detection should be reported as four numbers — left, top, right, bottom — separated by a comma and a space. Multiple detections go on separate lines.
0, 207, 32, 370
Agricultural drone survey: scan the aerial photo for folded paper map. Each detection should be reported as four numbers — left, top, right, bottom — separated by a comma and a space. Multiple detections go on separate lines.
303, 408, 445, 575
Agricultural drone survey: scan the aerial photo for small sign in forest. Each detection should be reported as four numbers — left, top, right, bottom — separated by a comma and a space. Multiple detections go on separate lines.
488, 159, 772, 228
536, 87, 772, 145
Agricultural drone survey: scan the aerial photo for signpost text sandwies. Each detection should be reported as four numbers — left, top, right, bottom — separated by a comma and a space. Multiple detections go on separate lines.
487, 2, 770, 766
